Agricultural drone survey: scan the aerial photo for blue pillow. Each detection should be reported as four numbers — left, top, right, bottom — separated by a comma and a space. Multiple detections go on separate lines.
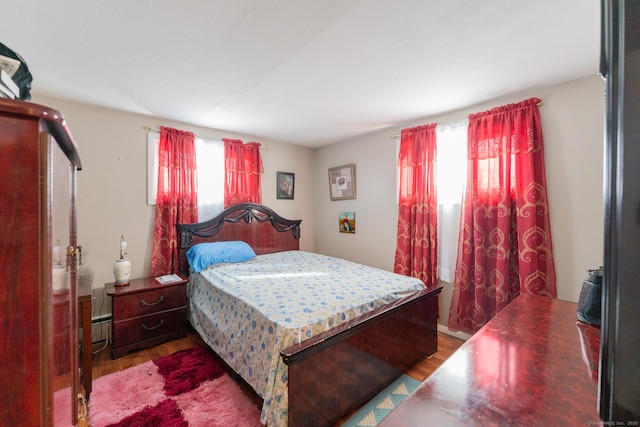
186, 241, 257, 273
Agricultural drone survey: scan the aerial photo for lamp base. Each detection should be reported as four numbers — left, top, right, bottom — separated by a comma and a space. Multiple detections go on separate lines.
113, 258, 131, 286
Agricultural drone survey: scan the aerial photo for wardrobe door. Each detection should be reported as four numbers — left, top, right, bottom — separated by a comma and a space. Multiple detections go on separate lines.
0, 107, 43, 426
48, 132, 79, 425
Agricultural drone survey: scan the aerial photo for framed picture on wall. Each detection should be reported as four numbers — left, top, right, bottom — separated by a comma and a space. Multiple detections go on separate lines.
339, 211, 356, 233
328, 163, 356, 201
277, 171, 295, 200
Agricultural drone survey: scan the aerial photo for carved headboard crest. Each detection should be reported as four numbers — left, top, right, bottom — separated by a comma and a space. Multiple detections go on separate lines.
177, 203, 301, 249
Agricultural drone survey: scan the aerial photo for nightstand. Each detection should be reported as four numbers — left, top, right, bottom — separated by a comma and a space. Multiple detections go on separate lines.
105, 275, 188, 359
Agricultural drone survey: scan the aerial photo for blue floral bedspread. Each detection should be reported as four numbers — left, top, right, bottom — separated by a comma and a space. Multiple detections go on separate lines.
187, 250, 425, 426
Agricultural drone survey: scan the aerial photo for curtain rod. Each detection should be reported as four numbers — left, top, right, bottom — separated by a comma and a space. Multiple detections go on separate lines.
144, 126, 268, 149
389, 100, 543, 139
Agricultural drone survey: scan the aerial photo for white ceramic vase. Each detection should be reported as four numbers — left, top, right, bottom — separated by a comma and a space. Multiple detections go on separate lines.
52, 265, 68, 294
113, 258, 131, 285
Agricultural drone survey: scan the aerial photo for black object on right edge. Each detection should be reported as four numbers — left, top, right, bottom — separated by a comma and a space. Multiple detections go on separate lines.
576, 266, 602, 327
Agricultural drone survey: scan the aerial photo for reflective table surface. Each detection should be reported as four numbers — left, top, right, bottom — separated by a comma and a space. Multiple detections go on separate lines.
379, 294, 601, 426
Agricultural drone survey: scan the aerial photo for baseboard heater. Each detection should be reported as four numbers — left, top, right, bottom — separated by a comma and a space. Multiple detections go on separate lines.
92, 315, 112, 325
91, 315, 112, 344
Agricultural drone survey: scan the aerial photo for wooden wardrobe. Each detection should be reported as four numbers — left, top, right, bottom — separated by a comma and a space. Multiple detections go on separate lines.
0, 99, 84, 425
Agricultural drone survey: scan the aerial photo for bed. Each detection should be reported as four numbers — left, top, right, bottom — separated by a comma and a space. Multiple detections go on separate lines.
177, 203, 441, 427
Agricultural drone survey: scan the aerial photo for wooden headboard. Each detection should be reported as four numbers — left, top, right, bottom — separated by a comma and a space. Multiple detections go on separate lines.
176, 203, 302, 275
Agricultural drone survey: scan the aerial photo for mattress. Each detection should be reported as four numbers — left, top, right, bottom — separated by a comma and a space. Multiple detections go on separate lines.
187, 250, 426, 426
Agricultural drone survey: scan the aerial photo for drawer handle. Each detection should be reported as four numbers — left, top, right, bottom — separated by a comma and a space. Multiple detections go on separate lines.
142, 319, 165, 331
141, 295, 164, 306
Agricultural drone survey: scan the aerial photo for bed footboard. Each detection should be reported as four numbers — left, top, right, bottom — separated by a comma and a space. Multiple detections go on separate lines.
282, 286, 441, 427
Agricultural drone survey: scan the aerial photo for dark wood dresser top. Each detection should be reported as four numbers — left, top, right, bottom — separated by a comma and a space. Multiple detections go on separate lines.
105, 274, 188, 296
379, 294, 601, 426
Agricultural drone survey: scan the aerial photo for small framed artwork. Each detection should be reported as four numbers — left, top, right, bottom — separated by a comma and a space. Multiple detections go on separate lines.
339, 211, 356, 233
328, 163, 356, 201
277, 171, 295, 200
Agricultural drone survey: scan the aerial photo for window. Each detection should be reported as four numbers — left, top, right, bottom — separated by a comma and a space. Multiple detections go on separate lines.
195, 138, 224, 221
147, 132, 160, 205
147, 132, 224, 222
435, 120, 467, 282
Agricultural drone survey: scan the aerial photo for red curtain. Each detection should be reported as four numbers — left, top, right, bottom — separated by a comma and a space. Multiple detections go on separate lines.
223, 138, 263, 207
448, 98, 556, 334
150, 126, 198, 276
393, 124, 438, 288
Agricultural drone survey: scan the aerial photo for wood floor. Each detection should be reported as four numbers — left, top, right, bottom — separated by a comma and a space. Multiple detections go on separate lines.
91, 327, 465, 425
91, 328, 207, 379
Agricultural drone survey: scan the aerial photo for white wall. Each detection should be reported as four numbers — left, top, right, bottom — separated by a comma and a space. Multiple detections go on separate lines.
32, 95, 316, 324
33, 74, 605, 334
314, 75, 606, 330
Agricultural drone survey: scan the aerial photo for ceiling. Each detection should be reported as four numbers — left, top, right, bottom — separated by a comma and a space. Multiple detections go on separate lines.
3, 0, 600, 147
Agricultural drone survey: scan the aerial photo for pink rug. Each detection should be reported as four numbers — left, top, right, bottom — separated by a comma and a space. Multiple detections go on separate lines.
89, 346, 261, 427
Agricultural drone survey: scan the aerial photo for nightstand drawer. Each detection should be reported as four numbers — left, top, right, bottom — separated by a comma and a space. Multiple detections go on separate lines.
112, 285, 187, 319
113, 308, 187, 347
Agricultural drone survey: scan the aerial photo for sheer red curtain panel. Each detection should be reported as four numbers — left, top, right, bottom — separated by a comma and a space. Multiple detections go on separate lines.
150, 126, 198, 276
223, 138, 263, 207
448, 97, 556, 334
393, 123, 439, 288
